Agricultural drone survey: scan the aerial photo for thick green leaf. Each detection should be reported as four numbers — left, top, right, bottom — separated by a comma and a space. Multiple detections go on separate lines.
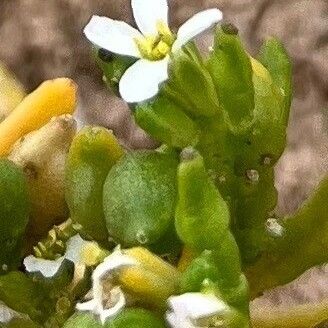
258, 38, 292, 125
65, 126, 123, 243
0, 318, 41, 328
166, 43, 220, 118
247, 177, 328, 298
208, 26, 255, 130
103, 150, 178, 248
64, 309, 167, 328
0, 272, 48, 323
0, 159, 29, 273
134, 93, 200, 149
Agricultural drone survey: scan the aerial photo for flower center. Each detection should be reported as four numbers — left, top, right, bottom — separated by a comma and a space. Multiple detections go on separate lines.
135, 21, 175, 61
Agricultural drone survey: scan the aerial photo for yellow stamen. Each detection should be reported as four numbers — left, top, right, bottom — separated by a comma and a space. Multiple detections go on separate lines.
135, 21, 176, 61
157, 21, 175, 46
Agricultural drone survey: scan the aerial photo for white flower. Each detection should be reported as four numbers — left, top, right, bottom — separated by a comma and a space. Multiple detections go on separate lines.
24, 234, 88, 278
76, 249, 137, 325
84, 0, 223, 103
166, 292, 230, 328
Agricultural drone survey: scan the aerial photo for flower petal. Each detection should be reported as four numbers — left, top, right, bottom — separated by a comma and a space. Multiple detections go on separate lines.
24, 256, 64, 278
131, 0, 169, 36
84, 15, 142, 58
166, 293, 229, 328
76, 250, 137, 323
172, 9, 223, 52
23, 234, 87, 278
119, 58, 169, 103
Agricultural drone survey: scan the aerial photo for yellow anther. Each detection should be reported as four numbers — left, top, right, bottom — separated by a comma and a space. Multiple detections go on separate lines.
152, 41, 171, 60
81, 241, 109, 267
135, 21, 175, 61
157, 21, 175, 46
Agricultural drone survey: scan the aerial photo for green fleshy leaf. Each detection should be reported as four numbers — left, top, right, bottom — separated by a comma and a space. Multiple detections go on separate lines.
65, 126, 124, 243
0, 318, 41, 328
258, 38, 293, 125
179, 250, 220, 293
0, 159, 29, 273
103, 150, 179, 248
0, 272, 49, 323
134, 93, 200, 148
64, 309, 167, 328
247, 176, 328, 298
166, 43, 220, 118
63, 312, 101, 328
175, 150, 249, 307
106, 308, 167, 328
208, 26, 255, 131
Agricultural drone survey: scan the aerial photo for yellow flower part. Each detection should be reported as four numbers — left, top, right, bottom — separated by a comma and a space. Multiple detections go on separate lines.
120, 247, 180, 308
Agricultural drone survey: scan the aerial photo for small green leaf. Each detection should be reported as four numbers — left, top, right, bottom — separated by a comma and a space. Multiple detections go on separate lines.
258, 38, 292, 125
208, 26, 255, 130
134, 93, 200, 148
167, 43, 220, 117
63, 312, 101, 328
179, 250, 220, 293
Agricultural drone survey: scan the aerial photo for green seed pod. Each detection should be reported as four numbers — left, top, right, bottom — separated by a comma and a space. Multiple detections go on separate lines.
103, 150, 178, 247
0, 159, 29, 273
134, 93, 200, 149
208, 25, 255, 131
65, 126, 124, 243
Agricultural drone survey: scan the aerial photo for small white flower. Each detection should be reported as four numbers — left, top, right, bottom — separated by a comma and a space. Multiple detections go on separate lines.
76, 249, 137, 325
84, 0, 223, 103
166, 292, 230, 328
24, 234, 87, 278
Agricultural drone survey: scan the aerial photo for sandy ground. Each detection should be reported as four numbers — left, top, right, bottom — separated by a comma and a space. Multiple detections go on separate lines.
0, 0, 328, 322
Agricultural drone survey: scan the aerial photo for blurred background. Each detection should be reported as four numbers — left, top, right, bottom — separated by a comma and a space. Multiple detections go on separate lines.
0, 0, 328, 319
